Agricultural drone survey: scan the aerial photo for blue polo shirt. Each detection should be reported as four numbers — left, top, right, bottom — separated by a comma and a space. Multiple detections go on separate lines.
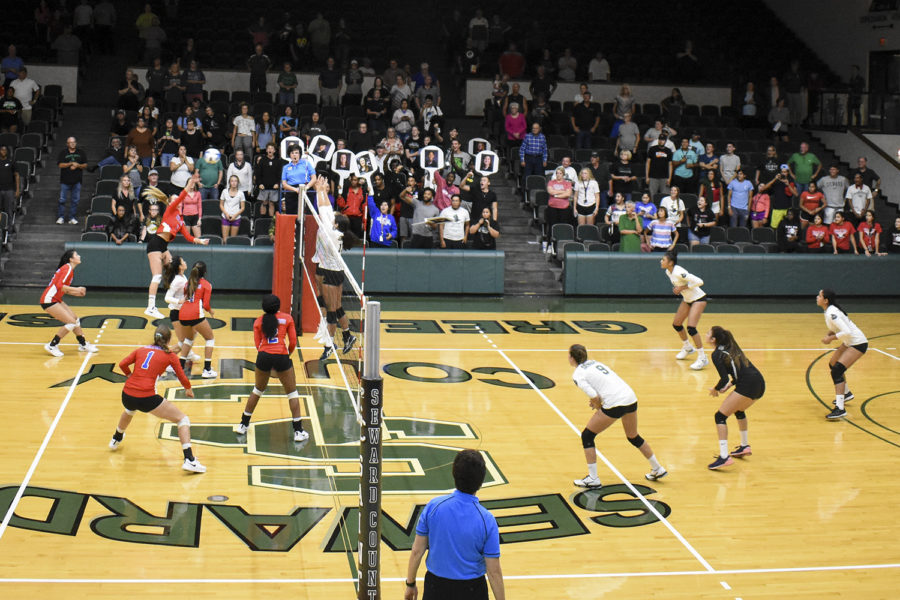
727, 178, 754, 210
416, 489, 500, 580
281, 159, 315, 186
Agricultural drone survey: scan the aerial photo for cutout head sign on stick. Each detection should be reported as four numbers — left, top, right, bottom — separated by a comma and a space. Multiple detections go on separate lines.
420, 145, 445, 188
308, 135, 335, 166
468, 137, 491, 156
474, 150, 499, 176
280, 136, 304, 161
352, 150, 378, 188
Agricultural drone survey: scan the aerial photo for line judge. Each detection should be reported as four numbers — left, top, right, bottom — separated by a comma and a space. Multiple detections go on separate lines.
280, 144, 315, 215
405, 449, 506, 600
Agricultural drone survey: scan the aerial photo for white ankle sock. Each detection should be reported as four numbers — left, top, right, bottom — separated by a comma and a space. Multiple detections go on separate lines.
835, 394, 845, 410
718, 440, 729, 459
648, 455, 661, 470
588, 463, 598, 479
740, 430, 749, 446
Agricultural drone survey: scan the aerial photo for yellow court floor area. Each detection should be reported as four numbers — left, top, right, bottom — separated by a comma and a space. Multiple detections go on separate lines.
0, 302, 899, 599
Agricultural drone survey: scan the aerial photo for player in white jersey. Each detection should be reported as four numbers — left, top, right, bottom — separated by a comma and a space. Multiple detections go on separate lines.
817, 289, 868, 420
660, 250, 708, 370
568, 344, 667, 487
312, 175, 358, 360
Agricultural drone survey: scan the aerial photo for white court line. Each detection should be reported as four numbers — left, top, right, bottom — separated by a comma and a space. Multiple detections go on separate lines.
873, 348, 900, 361
489, 344, 716, 573
3, 562, 899, 584
0, 323, 106, 543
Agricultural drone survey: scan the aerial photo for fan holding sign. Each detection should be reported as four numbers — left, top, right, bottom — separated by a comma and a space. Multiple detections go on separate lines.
308, 135, 335, 166
420, 145, 445, 188
353, 150, 378, 189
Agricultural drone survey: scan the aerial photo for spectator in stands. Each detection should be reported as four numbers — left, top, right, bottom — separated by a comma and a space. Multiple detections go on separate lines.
544, 167, 573, 254
248, 16, 270, 50
829, 211, 857, 254
609, 149, 637, 203
142, 17, 166, 65
857, 210, 884, 257
726, 168, 753, 228
301, 111, 326, 146
334, 19, 351, 68
405, 126, 425, 166
844, 173, 873, 227
783, 60, 804, 127
365, 88, 388, 134
798, 180, 825, 228
163, 62, 185, 113
659, 186, 686, 232
406, 186, 439, 248
94, 136, 125, 171
52, 25, 82, 66
688, 131, 704, 158
57, 136, 87, 225
610, 84, 635, 139
671, 138, 698, 193
788, 142, 821, 195
687, 195, 716, 246
741, 82, 759, 128
519, 122, 548, 182
108, 110, 131, 137
557, 48, 577, 82
503, 101, 527, 151
467, 175, 498, 221
256, 112, 277, 154
197, 149, 224, 201
139, 202, 161, 242
183, 61, 205, 105
275, 62, 297, 107
530, 65, 557, 102
337, 175, 367, 238
588, 51, 610, 82
469, 9, 489, 52
697, 142, 718, 180
2, 46, 24, 88
308, 13, 331, 64
416, 76, 442, 112
227, 149, 253, 195
277, 105, 298, 140
348, 121, 374, 153
381, 128, 404, 161
446, 139, 471, 178
749, 188, 771, 229
643, 120, 673, 147
675, 40, 700, 83
247, 44, 271, 95
319, 57, 342, 107
768, 97, 790, 142
367, 194, 397, 247
169, 145, 194, 189
389, 74, 413, 114
697, 170, 723, 226
366, 76, 390, 102
10, 68, 39, 126
756, 144, 780, 188
635, 192, 657, 230
719, 143, 740, 186
614, 111, 639, 157
107, 204, 137, 244
617, 200, 642, 253
140, 106, 158, 135
126, 117, 155, 168
805, 213, 830, 252
123, 145, 144, 196
660, 88, 685, 128
439, 194, 470, 249
645, 206, 677, 251
145, 58, 166, 103
572, 93, 601, 150
181, 119, 204, 159
254, 142, 284, 217
776, 208, 803, 253
851, 156, 881, 201
421, 95, 444, 141
232, 103, 256, 157
848, 66, 866, 127
603, 192, 627, 244
529, 94, 551, 131
469, 207, 501, 250
498, 43, 525, 79
219, 174, 246, 241
393, 99, 415, 143
135, 3, 158, 56
113, 174, 137, 217
817, 164, 848, 225
884, 216, 900, 254
155, 118, 180, 167
0, 87, 22, 133
0, 145, 19, 218
574, 168, 600, 226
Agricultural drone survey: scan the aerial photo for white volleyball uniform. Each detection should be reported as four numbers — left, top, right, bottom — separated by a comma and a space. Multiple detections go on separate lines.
165, 274, 187, 310
667, 264, 706, 303
572, 360, 638, 410
316, 202, 344, 272
824, 305, 867, 346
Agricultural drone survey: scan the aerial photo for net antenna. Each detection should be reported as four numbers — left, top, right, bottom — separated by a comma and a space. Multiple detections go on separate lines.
358, 300, 382, 600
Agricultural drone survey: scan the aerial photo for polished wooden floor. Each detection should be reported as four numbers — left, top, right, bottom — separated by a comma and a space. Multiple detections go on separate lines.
1, 301, 898, 599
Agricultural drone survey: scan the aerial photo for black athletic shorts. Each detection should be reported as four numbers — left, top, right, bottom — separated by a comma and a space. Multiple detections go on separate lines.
169, 309, 180, 323
183, 214, 199, 227
423, 572, 488, 600
851, 342, 868, 354
180, 317, 205, 327
576, 203, 597, 216
320, 267, 345, 286
735, 372, 766, 400
40, 302, 58, 310
256, 351, 293, 372
601, 402, 638, 419
121, 391, 164, 413
146, 233, 169, 254
685, 295, 709, 306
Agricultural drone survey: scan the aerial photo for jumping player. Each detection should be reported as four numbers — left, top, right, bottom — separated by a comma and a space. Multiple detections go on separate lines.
236, 294, 310, 442
569, 344, 667, 487
660, 250, 708, 370
177, 261, 217, 378
706, 326, 765, 470
41, 249, 98, 357
817, 289, 867, 420
110, 325, 206, 473
144, 172, 208, 320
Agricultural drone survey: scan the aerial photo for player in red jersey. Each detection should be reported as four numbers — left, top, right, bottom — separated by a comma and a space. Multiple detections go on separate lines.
177, 260, 217, 379
41, 249, 98, 357
236, 294, 310, 442
109, 325, 206, 473
144, 172, 208, 320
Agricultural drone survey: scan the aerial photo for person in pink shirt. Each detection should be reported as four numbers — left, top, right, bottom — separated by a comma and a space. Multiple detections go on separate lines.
433, 170, 458, 212
544, 166, 573, 254
504, 102, 527, 151
180, 185, 202, 239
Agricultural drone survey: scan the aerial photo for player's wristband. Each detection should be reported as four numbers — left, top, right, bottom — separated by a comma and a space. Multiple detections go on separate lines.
405, 580, 416, 587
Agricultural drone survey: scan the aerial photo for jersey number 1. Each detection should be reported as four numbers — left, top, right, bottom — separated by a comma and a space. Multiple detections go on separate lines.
141, 351, 155, 370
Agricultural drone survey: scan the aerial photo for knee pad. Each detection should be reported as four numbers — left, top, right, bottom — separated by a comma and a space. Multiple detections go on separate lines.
252, 387, 265, 396
317, 295, 325, 308
124, 409, 136, 416
64, 322, 77, 332
151, 274, 162, 284
714, 411, 728, 425
182, 337, 193, 347
286, 390, 299, 400
672, 324, 684, 332
205, 339, 215, 348
830, 362, 846, 384
335, 307, 346, 321
627, 435, 645, 449
177, 416, 190, 428
581, 428, 596, 449
686, 326, 698, 337
326, 311, 337, 325
735, 411, 746, 420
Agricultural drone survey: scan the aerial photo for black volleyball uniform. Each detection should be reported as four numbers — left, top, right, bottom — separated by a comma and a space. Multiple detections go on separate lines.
712, 347, 765, 399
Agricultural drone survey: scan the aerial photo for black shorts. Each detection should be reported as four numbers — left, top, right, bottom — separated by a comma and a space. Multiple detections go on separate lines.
851, 342, 868, 354
315, 264, 325, 277
601, 402, 638, 419
169, 309, 180, 323
146, 233, 169, 254
180, 317, 205, 327
41, 302, 58, 310
576, 203, 596, 216
183, 214, 199, 227
121, 391, 164, 413
423, 572, 488, 600
685, 295, 709, 306
735, 372, 766, 400
256, 351, 293, 372
320, 267, 345, 286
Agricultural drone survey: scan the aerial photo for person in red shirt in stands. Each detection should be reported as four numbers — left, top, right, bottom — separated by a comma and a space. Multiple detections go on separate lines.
857, 209, 885, 257
40, 249, 98, 357
805, 213, 831, 253
337, 175, 366, 239
498, 42, 525, 78
236, 294, 310, 442
829, 211, 858, 255
109, 325, 206, 473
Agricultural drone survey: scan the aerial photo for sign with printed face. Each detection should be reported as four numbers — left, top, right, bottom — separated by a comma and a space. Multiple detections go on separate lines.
475, 150, 499, 176
468, 137, 491, 156
308, 135, 335, 166
280, 136, 304, 161
420, 145, 444, 172
353, 150, 378, 187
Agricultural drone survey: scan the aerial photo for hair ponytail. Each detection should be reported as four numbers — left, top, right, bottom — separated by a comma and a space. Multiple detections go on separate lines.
162, 255, 183, 289
709, 326, 748, 368
153, 325, 172, 352
186, 261, 207, 298
261, 294, 281, 339
58, 249, 77, 269
821, 288, 847, 316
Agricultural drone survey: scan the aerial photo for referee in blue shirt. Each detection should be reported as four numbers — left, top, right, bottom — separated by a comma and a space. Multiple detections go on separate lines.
280, 145, 315, 214
405, 449, 506, 600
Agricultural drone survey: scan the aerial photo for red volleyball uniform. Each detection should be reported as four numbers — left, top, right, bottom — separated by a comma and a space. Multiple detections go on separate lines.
179, 278, 212, 320
119, 345, 191, 396
254, 311, 297, 354
159, 189, 196, 242
40, 264, 74, 304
